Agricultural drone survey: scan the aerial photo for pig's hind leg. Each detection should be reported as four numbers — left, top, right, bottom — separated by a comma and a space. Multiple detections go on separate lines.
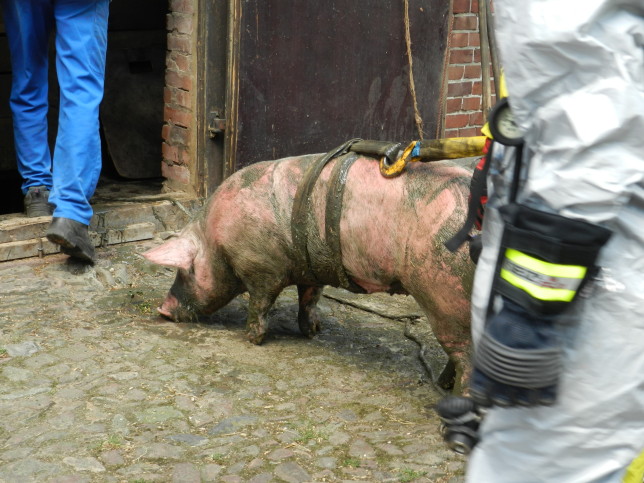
409, 290, 471, 395
297, 285, 323, 338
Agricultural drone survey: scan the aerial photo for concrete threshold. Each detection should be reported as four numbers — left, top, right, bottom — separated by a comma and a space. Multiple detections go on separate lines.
0, 180, 204, 263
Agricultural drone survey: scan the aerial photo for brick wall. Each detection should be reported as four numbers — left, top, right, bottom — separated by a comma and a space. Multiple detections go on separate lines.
442, 0, 494, 138
162, 0, 196, 192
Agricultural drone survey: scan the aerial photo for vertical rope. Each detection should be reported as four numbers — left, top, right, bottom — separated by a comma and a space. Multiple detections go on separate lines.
478, 0, 493, 115
436, 0, 454, 139
404, 0, 425, 140
486, 0, 501, 97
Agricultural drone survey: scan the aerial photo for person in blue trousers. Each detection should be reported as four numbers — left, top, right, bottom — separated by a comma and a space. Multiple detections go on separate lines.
1, 0, 110, 263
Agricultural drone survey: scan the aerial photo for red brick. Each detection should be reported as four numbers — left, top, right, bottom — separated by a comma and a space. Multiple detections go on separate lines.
449, 48, 474, 65
472, 80, 482, 96
162, 124, 171, 142
460, 126, 483, 137
444, 128, 460, 138
170, 126, 190, 145
469, 111, 484, 126
448, 65, 464, 81
464, 64, 481, 80
173, 89, 192, 109
446, 98, 462, 114
468, 32, 480, 47
165, 86, 191, 107
164, 106, 192, 129
162, 162, 191, 186
453, 0, 472, 14
162, 142, 180, 164
450, 32, 469, 48
453, 14, 477, 31
447, 81, 473, 97
461, 96, 482, 111
168, 51, 190, 73
170, 0, 194, 14
168, 13, 193, 35
167, 33, 191, 54
445, 113, 469, 129
163, 141, 191, 165
165, 70, 192, 91
178, 15, 194, 35
167, 124, 190, 145
473, 47, 481, 63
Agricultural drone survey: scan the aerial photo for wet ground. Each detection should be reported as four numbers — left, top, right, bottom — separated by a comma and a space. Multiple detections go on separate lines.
0, 238, 466, 482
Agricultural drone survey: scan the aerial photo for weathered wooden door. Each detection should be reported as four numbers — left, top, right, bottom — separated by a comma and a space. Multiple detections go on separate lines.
199, 0, 449, 195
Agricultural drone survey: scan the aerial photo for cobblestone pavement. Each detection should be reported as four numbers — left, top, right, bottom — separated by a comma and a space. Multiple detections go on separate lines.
0, 239, 466, 483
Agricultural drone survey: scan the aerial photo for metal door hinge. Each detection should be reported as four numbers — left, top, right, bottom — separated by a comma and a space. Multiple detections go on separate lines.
208, 112, 226, 138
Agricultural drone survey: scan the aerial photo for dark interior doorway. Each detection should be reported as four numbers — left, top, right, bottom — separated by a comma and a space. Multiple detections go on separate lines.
0, 0, 167, 217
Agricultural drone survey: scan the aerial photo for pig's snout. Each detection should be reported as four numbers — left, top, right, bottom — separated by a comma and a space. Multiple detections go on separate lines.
156, 290, 199, 323
157, 292, 179, 320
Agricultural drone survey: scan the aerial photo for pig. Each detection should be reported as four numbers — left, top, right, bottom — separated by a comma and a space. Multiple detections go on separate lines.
143, 150, 474, 394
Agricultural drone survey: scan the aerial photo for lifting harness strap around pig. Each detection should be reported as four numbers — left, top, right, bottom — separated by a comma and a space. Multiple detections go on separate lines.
292, 137, 458, 291
291, 138, 405, 292
291, 138, 364, 292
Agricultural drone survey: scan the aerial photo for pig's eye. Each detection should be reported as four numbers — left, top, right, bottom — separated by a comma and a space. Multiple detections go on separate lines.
188, 264, 195, 276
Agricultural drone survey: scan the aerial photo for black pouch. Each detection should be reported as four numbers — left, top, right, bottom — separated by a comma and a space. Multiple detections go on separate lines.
494, 203, 612, 315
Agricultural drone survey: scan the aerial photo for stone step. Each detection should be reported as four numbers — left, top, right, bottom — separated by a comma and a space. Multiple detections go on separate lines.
0, 196, 203, 262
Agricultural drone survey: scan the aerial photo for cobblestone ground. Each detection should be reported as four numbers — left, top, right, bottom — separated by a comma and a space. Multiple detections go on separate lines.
0, 239, 466, 483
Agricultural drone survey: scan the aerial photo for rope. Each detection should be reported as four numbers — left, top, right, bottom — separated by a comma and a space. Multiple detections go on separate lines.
436, 0, 455, 139
404, 318, 448, 397
403, 0, 425, 140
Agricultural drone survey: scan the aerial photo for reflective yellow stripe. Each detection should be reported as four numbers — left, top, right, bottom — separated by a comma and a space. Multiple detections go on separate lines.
505, 249, 587, 279
501, 268, 578, 302
623, 449, 644, 483
501, 249, 588, 302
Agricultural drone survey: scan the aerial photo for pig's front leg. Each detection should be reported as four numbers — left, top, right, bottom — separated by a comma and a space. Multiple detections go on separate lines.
245, 288, 281, 345
297, 285, 323, 338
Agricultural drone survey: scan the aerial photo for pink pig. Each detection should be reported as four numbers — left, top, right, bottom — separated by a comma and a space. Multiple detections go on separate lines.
143, 152, 474, 393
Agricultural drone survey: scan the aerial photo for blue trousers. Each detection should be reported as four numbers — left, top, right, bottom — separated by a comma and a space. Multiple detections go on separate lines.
1, 0, 109, 225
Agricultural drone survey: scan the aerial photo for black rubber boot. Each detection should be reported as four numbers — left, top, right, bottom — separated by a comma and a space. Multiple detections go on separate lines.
24, 186, 54, 217
46, 217, 96, 264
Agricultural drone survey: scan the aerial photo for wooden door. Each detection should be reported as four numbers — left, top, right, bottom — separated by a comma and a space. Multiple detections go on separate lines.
199, 0, 449, 194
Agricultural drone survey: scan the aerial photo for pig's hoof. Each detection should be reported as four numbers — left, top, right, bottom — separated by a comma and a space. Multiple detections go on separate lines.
437, 360, 457, 391
247, 331, 265, 345
298, 314, 321, 338
307, 322, 321, 338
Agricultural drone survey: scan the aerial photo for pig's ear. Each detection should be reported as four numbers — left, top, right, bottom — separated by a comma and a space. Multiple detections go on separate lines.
142, 236, 197, 271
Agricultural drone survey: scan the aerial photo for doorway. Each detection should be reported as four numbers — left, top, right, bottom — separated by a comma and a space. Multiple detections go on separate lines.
0, 0, 168, 217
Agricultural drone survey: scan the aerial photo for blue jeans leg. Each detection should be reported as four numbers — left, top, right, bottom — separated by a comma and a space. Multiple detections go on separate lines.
49, 0, 109, 225
0, 0, 55, 194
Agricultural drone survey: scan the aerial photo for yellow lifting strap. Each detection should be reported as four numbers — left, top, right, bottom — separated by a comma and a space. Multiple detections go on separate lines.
379, 136, 487, 178
481, 70, 509, 139
623, 449, 644, 483
379, 71, 505, 178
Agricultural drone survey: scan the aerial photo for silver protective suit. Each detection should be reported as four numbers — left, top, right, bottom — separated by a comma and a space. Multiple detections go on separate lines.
466, 1, 644, 481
